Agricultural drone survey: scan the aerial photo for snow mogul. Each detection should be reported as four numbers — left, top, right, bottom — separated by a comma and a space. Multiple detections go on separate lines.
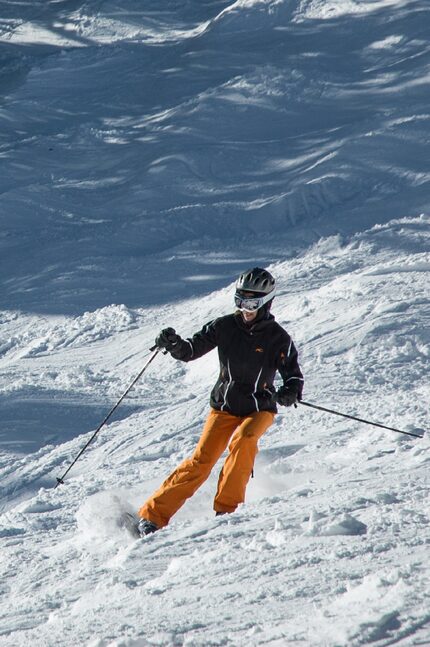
137, 267, 304, 536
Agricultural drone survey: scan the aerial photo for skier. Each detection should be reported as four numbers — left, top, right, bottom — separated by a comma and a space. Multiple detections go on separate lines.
137, 267, 304, 536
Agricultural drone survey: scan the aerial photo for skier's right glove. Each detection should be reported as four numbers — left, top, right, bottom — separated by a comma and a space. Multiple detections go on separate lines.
155, 327, 181, 351
276, 385, 299, 407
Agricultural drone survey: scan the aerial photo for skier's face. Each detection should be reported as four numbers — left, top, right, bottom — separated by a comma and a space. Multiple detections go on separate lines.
237, 291, 260, 323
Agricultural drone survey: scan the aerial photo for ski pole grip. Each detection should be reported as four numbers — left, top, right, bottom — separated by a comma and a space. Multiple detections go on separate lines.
150, 344, 169, 355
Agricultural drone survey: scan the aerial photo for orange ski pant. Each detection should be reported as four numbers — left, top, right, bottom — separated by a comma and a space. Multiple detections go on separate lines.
138, 408, 275, 528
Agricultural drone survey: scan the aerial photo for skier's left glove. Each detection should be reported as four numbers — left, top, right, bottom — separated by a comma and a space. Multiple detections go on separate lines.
155, 327, 181, 351
276, 385, 299, 407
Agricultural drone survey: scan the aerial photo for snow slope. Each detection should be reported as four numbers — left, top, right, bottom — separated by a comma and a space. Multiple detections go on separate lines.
0, 0, 429, 645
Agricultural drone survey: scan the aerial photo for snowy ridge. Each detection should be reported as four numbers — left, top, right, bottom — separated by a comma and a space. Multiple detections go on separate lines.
1, 0, 430, 645
1, 0, 429, 314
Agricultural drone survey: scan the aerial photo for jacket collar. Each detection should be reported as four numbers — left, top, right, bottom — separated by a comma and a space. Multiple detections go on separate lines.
234, 310, 275, 334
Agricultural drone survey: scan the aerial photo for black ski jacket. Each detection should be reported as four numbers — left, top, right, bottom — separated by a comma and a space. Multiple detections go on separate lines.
169, 312, 304, 417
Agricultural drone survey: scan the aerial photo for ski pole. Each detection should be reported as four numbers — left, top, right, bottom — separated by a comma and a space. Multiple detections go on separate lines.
298, 400, 424, 439
54, 348, 161, 488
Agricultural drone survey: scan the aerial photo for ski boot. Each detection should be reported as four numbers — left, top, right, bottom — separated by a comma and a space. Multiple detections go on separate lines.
138, 518, 158, 536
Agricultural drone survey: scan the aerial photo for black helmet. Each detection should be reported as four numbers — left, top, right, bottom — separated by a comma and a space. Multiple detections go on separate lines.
234, 267, 276, 313
236, 267, 275, 295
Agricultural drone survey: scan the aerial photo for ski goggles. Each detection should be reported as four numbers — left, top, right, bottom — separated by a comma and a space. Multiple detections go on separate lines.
234, 290, 275, 312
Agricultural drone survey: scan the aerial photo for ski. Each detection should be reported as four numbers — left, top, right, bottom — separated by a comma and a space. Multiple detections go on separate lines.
119, 511, 141, 539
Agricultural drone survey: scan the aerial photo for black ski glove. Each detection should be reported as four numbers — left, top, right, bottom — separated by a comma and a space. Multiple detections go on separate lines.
155, 327, 181, 351
276, 385, 299, 407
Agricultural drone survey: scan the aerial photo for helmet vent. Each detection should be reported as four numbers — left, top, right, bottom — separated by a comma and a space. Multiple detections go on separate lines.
236, 267, 276, 295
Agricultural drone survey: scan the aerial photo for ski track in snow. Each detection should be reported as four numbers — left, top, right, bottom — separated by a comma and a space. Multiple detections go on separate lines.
0, 0, 429, 646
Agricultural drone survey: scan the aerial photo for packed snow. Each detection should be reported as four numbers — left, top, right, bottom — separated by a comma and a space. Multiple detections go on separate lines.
0, 0, 429, 645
